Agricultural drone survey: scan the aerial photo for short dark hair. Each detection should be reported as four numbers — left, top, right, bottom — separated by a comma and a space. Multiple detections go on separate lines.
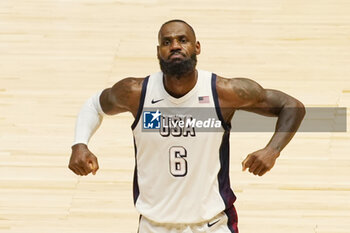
158, 19, 196, 40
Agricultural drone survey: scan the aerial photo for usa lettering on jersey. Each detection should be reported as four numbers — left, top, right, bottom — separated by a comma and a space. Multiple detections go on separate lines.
159, 115, 221, 137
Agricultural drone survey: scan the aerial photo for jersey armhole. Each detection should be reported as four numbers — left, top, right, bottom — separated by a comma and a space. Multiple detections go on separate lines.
211, 73, 231, 131
131, 76, 150, 130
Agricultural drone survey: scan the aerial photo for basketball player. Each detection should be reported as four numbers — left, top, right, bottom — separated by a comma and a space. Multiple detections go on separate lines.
68, 20, 305, 233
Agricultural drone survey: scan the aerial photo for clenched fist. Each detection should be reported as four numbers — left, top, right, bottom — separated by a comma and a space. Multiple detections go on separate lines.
242, 147, 280, 176
68, 144, 99, 176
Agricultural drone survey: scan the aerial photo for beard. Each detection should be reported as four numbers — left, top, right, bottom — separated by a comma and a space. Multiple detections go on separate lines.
158, 53, 197, 78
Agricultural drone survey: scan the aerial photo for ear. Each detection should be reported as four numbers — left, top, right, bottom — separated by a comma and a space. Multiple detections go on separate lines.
195, 41, 201, 55
157, 45, 160, 58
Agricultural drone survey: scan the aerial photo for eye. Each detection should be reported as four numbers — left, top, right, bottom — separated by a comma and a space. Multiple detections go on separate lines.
163, 40, 170, 46
180, 38, 187, 43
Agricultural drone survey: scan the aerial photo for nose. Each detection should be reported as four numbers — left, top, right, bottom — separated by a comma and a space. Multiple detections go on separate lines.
170, 39, 181, 51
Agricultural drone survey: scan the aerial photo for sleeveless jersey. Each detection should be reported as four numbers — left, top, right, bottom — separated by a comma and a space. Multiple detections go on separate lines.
131, 70, 236, 224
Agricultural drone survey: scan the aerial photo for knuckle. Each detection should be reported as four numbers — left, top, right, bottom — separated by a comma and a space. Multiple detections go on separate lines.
69, 165, 76, 173
255, 157, 262, 163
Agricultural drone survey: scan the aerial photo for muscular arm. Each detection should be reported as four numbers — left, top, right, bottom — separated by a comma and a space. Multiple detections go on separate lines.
217, 76, 305, 176
246, 88, 305, 152
100, 77, 143, 117
69, 77, 144, 176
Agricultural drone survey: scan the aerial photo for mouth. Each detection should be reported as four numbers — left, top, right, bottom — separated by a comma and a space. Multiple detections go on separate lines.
169, 52, 185, 60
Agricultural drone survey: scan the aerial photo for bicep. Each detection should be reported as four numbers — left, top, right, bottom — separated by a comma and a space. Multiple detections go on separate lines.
218, 77, 301, 117
219, 77, 266, 109
100, 87, 125, 115
100, 78, 142, 115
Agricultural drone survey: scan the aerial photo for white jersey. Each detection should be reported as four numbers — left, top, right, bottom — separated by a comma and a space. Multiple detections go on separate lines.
131, 70, 236, 224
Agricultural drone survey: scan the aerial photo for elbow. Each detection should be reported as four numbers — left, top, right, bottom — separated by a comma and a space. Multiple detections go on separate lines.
296, 100, 306, 119
288, 98, 306, 120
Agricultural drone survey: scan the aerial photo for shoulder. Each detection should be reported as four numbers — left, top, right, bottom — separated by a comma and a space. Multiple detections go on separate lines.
215, 75, 266, 108
111, 77, 145, 94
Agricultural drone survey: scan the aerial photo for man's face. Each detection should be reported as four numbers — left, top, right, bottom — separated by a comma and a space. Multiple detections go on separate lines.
157, 22, 201, 77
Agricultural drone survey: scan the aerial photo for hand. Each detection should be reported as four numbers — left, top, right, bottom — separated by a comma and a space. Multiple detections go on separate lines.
242, 147, 280, 176
68, 144, 99, 176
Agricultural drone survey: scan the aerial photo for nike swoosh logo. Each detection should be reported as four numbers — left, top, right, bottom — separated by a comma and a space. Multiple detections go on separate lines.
207, 219, 220, 227
151, 98, 164, 104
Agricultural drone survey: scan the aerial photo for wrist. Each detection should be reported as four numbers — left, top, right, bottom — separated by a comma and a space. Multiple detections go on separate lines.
71, 143, 88, 150
264, 145, 281, 158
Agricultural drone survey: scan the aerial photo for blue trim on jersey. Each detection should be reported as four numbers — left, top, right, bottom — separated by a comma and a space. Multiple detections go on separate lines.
218, 131, 236, 208
133, 137, 140, 204
131, 76, 150, 130
211, 73, 231, 131
131, 76, 149, 204
211, 73, 237, 209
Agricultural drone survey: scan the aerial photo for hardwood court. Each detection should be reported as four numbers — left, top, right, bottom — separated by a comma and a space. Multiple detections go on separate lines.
0, 0, 349, 232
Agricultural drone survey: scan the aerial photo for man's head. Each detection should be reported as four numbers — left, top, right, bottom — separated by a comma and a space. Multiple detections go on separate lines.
157, 20, 201, 78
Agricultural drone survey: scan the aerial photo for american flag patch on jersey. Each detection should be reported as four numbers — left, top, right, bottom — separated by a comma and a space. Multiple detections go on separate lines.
198, 96, 209, 103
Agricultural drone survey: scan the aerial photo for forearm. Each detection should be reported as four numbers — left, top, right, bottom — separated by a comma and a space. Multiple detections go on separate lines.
266, 101, 305, 152
73, 91, 106, 146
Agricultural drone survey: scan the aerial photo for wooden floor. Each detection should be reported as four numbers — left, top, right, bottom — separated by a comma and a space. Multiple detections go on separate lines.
1, 0, 349, 232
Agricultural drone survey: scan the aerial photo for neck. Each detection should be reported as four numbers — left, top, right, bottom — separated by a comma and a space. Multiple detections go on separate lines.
163, 70, 198, 98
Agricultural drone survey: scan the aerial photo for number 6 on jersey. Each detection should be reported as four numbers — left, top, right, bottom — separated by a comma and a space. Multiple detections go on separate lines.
169, 146, 188, 177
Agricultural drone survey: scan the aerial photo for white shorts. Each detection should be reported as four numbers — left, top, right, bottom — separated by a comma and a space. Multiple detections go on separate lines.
137, 205, 238, 233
